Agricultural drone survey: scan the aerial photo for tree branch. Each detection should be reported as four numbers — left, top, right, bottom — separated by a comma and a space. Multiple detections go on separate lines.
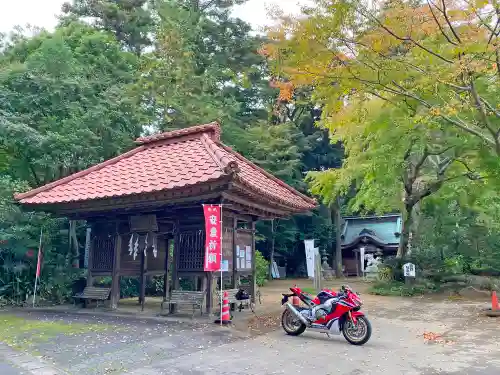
440, 0, 462, 43
366, 12, 453, 63
427, 0, 457, 45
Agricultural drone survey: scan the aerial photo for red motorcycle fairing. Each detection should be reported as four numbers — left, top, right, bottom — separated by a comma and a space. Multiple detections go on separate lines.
350, 310, 365, 324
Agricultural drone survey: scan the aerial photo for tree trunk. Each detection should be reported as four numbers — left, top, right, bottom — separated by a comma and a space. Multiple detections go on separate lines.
397, 204, 414, 258
332, 198, 343, 278
268, 219, 275, 280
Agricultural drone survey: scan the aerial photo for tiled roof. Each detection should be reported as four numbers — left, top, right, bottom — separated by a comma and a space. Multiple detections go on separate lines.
341, 215, 402, 246
15, 122, 316, 211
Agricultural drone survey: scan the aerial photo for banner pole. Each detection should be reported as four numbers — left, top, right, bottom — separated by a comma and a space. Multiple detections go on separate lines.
219, 203, 223, 326
32, 228, 43, 308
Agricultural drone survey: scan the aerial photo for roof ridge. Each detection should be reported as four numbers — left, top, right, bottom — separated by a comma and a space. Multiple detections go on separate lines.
14, 146, 146, 200
135, 122, 221, 145
199, 134, 240, 174
217, 143, 316, 205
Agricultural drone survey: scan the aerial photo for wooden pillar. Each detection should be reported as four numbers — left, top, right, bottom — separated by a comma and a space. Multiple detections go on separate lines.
231, 217, 238, 288
206, 272, 213, 314
163, 238, 170, 302
86, 226, 94, 288
170, 226, 180, 313
110, 230, 122, 310
202, 273, 209, 313
139, 249, 147, 310
250, 220, 257, 304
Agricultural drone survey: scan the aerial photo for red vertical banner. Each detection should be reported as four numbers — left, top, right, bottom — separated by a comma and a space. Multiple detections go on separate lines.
203, 204, 221, 271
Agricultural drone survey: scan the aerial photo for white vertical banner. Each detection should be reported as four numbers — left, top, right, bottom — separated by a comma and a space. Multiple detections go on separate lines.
304, 239, 316, 279
359, 246, 365, 274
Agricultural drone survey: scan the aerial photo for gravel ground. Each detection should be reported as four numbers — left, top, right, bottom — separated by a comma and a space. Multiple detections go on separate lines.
0, 362, 26, 375
1, 292, 500, 374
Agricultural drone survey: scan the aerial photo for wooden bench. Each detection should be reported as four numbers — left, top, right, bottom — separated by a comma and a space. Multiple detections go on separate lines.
73, 287, 111, 307
161, 290, 205, 318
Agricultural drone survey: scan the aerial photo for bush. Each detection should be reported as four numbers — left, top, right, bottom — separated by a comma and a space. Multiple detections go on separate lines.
368, 280, 438, 297
255, 250, 269, 287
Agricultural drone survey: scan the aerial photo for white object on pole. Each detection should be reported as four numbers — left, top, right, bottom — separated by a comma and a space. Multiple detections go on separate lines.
271, 261, 280, 279
403, 262, 416, 277
359, 246, 365, 275
304, 239, 316, 279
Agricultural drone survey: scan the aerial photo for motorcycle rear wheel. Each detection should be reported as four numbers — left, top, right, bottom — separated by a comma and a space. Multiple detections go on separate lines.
342, 315, 372, 346
281, 309, 307, 336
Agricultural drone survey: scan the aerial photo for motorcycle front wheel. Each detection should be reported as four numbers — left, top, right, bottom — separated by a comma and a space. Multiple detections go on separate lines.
281, 309, 306, 336
342, 315, 372, 345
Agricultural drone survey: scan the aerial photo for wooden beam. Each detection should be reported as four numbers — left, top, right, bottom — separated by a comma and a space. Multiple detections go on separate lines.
171, 221, 180, 313
139, 248, 147, 310
221, 192, 289, 217
232, 216, 238, 288
32, 182, 230, 217
163, 238, 171, 303
110, 227, 122, 309
250, 220, 257, 304
222, 210, 254, 223
86, 224, 94, 288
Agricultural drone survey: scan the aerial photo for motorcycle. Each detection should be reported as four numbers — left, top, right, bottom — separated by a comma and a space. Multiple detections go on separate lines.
280, 285, 372, 346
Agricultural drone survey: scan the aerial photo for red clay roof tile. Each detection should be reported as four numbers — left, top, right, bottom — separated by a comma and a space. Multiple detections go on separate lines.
15, 122, 316, 211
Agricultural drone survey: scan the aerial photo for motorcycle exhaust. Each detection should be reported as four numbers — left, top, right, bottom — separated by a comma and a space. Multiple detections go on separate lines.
285, 302, 309, 325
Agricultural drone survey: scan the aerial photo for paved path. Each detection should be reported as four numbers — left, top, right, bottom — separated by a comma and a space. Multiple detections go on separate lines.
127, 308, 500, 375
0, 362, 26, 375
2, 297, 500, 374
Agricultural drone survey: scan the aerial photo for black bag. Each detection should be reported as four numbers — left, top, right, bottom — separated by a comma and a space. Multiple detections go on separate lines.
235, 288, 250, 301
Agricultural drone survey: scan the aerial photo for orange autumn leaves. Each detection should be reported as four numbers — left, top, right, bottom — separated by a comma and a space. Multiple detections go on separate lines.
259, 0, 498, 105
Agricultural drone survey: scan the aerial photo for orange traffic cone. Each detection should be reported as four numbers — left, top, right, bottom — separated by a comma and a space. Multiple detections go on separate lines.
492, 291, 499, 311
214, 291, 232, 325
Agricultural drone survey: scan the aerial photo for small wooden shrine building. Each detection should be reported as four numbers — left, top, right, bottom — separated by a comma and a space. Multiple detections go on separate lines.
341, 214, 402, 276
15, 122, 316, 312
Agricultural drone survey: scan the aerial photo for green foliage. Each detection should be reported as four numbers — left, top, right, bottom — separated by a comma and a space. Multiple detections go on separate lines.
0, 21, 146, 305
368, 280, 437, 297
0, 0, 343, 306
255, 250, 269, 287
61, 0, 153, 54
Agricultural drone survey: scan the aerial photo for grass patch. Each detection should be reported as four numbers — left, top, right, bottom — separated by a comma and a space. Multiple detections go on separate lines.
0, 314, 113, 351
368, 280, 439, 297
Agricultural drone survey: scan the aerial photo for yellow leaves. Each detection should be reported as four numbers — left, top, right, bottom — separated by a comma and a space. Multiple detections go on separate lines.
446, 106, 458, 116
270, 79, 295, 102
430, 107, 441, 116
473, 0, 490, 9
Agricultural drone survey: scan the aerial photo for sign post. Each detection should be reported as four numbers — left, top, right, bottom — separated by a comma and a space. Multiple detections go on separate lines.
32, 228, 43, 308
403, 262, 416, 285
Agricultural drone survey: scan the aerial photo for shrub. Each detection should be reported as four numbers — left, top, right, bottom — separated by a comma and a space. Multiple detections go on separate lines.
368, 280, 438, 297
255, 250, 269, 287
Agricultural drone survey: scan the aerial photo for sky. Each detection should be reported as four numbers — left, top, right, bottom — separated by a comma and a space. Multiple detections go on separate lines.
0, 0, 307, 34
